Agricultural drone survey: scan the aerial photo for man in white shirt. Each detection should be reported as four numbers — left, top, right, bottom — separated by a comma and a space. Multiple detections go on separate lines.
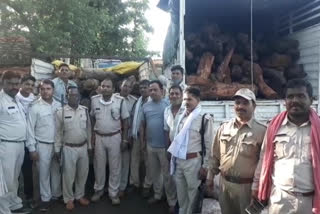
16, 75, 36, 114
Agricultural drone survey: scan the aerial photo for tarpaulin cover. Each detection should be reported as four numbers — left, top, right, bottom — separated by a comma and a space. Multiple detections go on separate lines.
103, 61, 143, 75
51, 60, 78, 71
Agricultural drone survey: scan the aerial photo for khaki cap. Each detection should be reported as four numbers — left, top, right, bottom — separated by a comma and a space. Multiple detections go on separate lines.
234, 88, 256, 102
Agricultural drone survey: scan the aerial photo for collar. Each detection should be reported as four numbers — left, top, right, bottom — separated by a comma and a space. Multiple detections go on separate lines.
283, 115, 310, 127
99, 94, 115, 105
1, 89, 15, 102
233, 117, 254, 129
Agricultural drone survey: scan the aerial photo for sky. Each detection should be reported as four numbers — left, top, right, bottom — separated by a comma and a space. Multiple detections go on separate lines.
146, 0, 170, 57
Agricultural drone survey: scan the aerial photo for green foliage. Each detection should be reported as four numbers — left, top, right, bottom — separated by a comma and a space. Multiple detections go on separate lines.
0, 0, 153, 59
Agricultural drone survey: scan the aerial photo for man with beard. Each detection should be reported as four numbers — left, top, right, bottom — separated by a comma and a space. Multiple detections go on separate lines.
252, 79, 320, 214
140, 80, 177, 213
206, 88, 266, 214
117, 79, 137, 197
26, 79, 62, 212
166, 65, 187, 96
55, 86, 92, 211
168, 87, 213, 214
90, 78, 130, 205
0, 70, 31, 214
52, 63, 77, 104
129, 80, 153, 197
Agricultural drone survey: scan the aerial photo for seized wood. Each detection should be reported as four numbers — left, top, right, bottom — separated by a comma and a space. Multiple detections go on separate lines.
197, 52, 215, 79
285, 64, 307, 79
76, 68, 119, 81
187, 75, 211, 85
216, 48, 234, 83
252, 64, 278, 99
198, 81, 258, 100
231, 65, 243, 81
263, 68, 287, 96
231, 54, 244, 65
261, 53, 292, 68
272, 39, 299, 53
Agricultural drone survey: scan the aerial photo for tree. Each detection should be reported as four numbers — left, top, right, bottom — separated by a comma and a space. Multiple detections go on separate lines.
0, 0, 153, 59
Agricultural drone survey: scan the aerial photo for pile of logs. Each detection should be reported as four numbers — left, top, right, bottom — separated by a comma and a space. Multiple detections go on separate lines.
185, 23, 307, 99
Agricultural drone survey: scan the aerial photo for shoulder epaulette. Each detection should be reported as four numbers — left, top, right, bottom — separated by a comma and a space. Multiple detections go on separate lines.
91, 94, 102, 100
129, 94, 138, 101
79, 105, 88, 110
255, 119, 267, 127
114, 94, 124, 100
30, 98, 41, 106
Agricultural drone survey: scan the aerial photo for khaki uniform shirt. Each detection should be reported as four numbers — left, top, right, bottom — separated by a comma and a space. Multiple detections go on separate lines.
252, 116, 314, 193
90, 94, 130, 134
55, 105, 92, 153
207, 118, 266, 180
175, 112, 214, 168
164, 105, 185, 142
0, 90, 27, 142
26, 98, 61, 152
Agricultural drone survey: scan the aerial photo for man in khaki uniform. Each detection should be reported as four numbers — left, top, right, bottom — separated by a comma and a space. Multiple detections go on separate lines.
90, 78, 130, 205
55, 86, 92, 211
129, 80, 152, 197
206, 88, 266, 214
252, 79, 318, 214
0, 71, 31, 214
26, 79, 61, 212
117, 79, 137, 197
168, 87, 213, 214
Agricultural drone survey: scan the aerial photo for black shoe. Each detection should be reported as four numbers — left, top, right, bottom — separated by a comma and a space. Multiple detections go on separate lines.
39, 201, 51, 212
142, 187, 151, 198
127, 185, 139, 193
11, 207, 32, 214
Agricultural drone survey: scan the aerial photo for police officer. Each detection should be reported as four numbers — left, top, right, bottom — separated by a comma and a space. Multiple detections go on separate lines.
90, 77, 130, 205
0, 70, 31, 214
206, 88, 266, 214
26, 79, 62, 212
55, 86, 92, 211
167, 87, 213, 214
117, 79, 137, 197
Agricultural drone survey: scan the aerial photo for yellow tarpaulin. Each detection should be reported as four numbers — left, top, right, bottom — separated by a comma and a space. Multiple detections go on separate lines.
103, 61, 143, 75
52, 60, 78, 71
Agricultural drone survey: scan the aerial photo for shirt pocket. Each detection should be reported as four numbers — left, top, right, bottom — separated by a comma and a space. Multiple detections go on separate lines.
302, 136, 311, 161
273, 135, 291, 159
220, 134, 232, 154
111, 107, 121, 121
240, 137, 258, 158
40, 112, 53, 126
80, 114, 87, 129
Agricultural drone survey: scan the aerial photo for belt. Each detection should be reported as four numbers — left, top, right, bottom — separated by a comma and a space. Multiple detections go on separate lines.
38, 140, 54, 144
95, 130, 121, 137
65, 141, 87, 148
0, 139, 25, 143
186, 152, 201, 160
221, 172, 253, 184
284, 190, 314, 197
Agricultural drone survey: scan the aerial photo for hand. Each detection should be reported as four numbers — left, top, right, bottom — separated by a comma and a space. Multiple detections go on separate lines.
29, 151, 39, 161
198, 167, 208, 180
55, 152, 61, 163
205, 179, 214, 191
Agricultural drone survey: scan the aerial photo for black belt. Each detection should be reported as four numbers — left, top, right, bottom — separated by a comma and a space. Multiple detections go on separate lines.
284, 190, 314, 197
221, 172, 253, 184
65, 141, 86, 148
1, 139, 25, 143
38, 140, 54, 144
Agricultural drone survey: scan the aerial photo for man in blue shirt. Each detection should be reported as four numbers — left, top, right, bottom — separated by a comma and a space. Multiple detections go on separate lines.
140, 80, 177, 213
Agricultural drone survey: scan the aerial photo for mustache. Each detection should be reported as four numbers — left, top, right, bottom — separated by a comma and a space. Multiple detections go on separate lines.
289, 103, 303, 108
235, 108, 247, 113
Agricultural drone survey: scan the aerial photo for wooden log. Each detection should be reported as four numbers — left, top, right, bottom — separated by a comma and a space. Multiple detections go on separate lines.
262, 67, 287, 96
252, 64, 279, 99
231, 54, 244, 65
231, 65, 243, 81
216, 48, 234, 83
198, 81, 258, 100
187, 75, 211, 85
272, 39, 299, 53
285, 64, 307, 79
261, 53, 292, 68
197, 52, 215, 79
286, 48, 300, 61
76, 68, 119, 81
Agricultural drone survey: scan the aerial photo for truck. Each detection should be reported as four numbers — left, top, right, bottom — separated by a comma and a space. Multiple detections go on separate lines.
161, 0, 320, 129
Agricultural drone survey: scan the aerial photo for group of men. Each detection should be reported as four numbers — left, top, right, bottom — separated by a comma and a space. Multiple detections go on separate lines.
0, 62, 319, 214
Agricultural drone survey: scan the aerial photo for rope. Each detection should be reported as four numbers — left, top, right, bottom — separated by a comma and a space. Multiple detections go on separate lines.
250, 0, 254, 90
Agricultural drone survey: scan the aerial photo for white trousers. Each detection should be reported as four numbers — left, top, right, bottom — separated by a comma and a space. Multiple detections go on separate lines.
129, 138, 152, 188
36, 143, 61, 202
120, 149, 130, 191
62, 145, 89, 203
0, 142, 24, 210
175, 157, 202, 214
94, 133, 121, 198
147, 145, 177, 206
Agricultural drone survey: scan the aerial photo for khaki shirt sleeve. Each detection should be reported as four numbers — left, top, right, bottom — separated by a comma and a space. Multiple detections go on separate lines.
121, 100, 130, 120
54, 109, 63, 153
86, 109, 92, 150
26, 106, 38, 152
207, 124, 223, 180
252, 129, 268, 191
203, 116, 214, 169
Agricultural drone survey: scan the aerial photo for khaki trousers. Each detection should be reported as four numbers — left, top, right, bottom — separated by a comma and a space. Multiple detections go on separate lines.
268, 185, 313, 214
147, 145, 177, 206
0, 142, 24, 210
120, 149, 130, 191
218, 176, 252, 214
62, 145, 89, 203
36, 143, 62, 202
175, 157, 202, 214
129, 138, 152, 188
94, 133, 121, 198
